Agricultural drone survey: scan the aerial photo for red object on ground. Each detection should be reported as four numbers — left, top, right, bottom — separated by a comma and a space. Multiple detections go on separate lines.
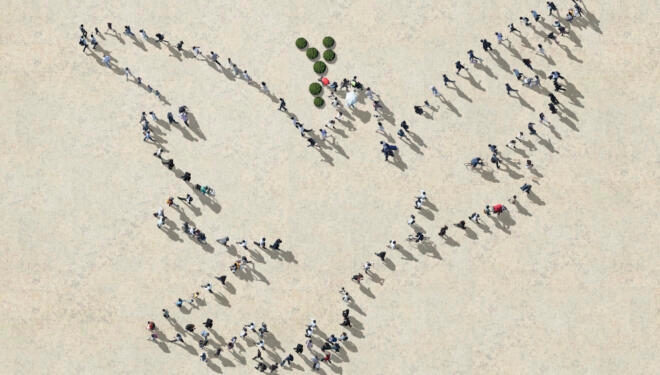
321, 77, 330, 85
493, 204, 503, 213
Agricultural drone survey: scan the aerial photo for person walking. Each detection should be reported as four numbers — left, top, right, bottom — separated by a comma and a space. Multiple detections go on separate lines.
438, 225, 448, 237
481, 38, 493, 51
278, 98, 287, 111
408, 214, 416, 226
495, 32, 507, 44
443, 74, 455, 86
528, 122, 538, 136
549, 93, 560, 105
536, 44, 546, 57
508, 23, 520, 33
431, 85, 443, 98
374, 251, 386, 261
124, 67, 132, 81
139, 29, 148, 40
260, 82, 269, 94
505, 83, 518, 96
467, 49, 483, 64
455, 61, 468, 75
522, 58, 533, 70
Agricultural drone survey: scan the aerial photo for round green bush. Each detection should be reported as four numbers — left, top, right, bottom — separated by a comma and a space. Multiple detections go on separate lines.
309, 82, 322, 96
314, 97, 325, 107
306, 47, 319, 60
295, 37, 308, 49
323, 49, 336, 62
313, 61, 327, 74
322, 36, 335, 48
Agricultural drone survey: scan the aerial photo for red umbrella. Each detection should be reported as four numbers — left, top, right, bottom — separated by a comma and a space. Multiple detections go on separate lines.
321, 77, 330, 85
493, 204, 503, 213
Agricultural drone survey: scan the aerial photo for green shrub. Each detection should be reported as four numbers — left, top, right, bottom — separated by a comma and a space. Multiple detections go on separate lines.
322, 36, 335, 48
309, 82, 322, 96
306, 47, 319, 60
295, 37, 308, 49
314, 97, 325, 107
313, 61, 327, 74
323, 49, 336, 62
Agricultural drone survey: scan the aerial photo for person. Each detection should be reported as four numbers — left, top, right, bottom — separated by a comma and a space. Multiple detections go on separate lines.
176, 40, 184, 51
549, 93, 560, 105
467, 49, 482, 64
407, 214, 415, 226
505, 83, 518, 96
508, 23, 520, 33
537, 44, 546, 57
216, 275, 227, 285
454, 220, 466, 229
102, 55, 111, 68
522, 58, 533, 70
178, 194, 193, 205
180, 171, 191, 182
124, 25, 134, 37
521, 183, 532, 194
469, 212, 480, 223
528, 122, 538, 135
162, 158, 174, 170
520, 16, 531, 26
531, 9, 541, 22
490, 153, 501, 169
438, 225, 448, 237
470, 157, 483, 168
374, 251, 386, 261
526, 159, 534, 169
513, 68, 523, 80
549, 103, 558, 114
204, 318, 213, 328
280, 354, 294, 366
493, 204, 507, 215
170, 333, 183, 343
400, 121, 410, 132
414, 231, 425, 243
351, 273, 364, 283
79, 24, 87, 38
455, 61, 467, 74
90, 34, 98, 49
269, 238, 282, 250
508, 195, 518, 204
495, 32, 506, 44
139, 29, 148, 40
481, 38, 493, 51
443, 74, 455, 86
388, 240, 397, 249
431, 85, 441, 97
278, 98, 287, 111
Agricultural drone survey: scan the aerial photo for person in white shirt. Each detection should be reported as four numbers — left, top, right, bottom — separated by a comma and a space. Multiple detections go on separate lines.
102, 55, 111, 67
260, 82, 269, 94
242, 70, 252, 82
139, 29, 148, 40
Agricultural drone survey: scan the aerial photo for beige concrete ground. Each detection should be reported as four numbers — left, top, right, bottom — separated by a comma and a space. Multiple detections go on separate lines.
1, 0, 658, 373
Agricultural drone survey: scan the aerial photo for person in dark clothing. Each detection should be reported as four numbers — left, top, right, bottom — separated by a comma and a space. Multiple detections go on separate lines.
181, 172, 191, 182
480, 38, 493, 51
162, 159, 174, 170
549, 93, 560, 105
455, 61, 468, 74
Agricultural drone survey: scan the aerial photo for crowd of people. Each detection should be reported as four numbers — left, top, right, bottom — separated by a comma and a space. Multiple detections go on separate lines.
79, 0, 591, 371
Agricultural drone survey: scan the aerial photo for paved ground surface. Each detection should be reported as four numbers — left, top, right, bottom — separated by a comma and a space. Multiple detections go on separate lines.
1, 0, 658, 373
